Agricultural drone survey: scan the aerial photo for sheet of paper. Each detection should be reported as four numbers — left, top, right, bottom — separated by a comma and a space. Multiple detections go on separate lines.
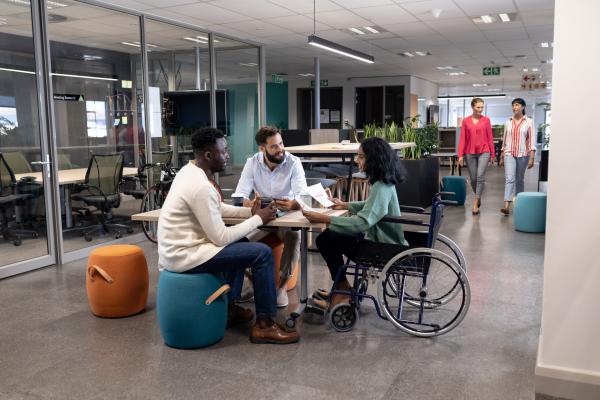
306, 183, 334, 208
294, 195, 314, 211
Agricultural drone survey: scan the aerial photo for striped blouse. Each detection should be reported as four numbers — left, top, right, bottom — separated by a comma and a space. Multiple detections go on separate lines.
502, 116, 536, 157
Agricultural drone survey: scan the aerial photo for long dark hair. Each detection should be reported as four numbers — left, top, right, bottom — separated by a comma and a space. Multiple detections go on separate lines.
361, 137, 406, 185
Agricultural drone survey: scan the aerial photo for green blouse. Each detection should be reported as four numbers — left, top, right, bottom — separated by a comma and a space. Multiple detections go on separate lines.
329, 181, 408, 246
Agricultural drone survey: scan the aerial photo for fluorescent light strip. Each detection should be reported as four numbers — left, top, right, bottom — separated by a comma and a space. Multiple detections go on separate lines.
52, 73, 118, 81
121, 41, 158, 48
402, 52, 415, 57
540, 42, 549, 48
0, 67, 35, 75
363, 26, 379, 34
349, 27, 365, 35
436, 66, 455, 70
481, 15, 494, 23
239, 62, 257, 67
438, 94, 506, 100
298, 73, 314, 77
447, 71, 466, 76
415, 51, 429, 56
308, 35, 374, 64
499, 13, 510, 22
183, 37, 207, 44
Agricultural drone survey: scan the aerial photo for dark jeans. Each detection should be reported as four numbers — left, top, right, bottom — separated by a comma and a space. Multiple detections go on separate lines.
185, 238, 276, 318
315, 229, 363, 282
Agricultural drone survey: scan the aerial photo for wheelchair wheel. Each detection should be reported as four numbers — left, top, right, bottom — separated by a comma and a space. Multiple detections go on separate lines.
140, 186, 164, 243
433, 233, 467, 272
377, 248, 470, 337
329, 303, 359, 332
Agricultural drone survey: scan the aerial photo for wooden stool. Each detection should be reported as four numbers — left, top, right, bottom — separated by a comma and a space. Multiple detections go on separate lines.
260, 234, 299, 291
86, 244, 149, 318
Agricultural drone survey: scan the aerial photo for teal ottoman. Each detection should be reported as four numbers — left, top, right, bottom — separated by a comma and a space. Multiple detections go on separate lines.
441, 176, 467, 205
514, 192, 547, 233
157, 271, 229, 349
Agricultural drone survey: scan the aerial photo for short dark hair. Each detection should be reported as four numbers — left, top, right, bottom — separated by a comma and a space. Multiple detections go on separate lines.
255, 126, 280, 145
191, 127, 225, 157
512, 98, 527, 115
361, 137, 406, 185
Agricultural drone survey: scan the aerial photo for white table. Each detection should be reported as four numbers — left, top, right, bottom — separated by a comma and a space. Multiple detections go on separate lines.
132, 208, 348, 306
286, 142, 415, 201
15, 167, 138, 228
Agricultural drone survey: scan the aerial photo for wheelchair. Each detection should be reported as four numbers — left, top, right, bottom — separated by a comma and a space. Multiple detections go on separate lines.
309, 193, 470, 338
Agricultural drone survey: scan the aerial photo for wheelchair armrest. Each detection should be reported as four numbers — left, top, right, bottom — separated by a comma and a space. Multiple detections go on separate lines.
381, 215, 429, 227
399, 205, 427, 214
436, 191, 458, 205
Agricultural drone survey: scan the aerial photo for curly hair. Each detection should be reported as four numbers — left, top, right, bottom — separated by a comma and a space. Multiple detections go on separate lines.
361, 137, 406, 185
255, 126, 280, 145
191, 127, 225, 157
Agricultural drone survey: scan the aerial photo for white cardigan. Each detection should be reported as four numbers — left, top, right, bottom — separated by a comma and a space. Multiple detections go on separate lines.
157, 161, 262, 272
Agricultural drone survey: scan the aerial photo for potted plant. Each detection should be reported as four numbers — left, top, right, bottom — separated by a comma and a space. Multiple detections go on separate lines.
395, 115, 440, 208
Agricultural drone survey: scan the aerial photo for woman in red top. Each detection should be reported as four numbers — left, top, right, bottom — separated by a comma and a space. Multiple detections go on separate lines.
458, 97, 496, 215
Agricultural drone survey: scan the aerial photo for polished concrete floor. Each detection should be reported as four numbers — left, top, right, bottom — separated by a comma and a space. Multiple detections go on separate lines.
0, 166, 545, 400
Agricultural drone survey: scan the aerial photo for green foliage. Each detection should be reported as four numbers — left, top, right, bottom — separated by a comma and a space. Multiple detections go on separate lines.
492, 124, 504, 139
363, 122, 378, 139
401, 115, 439, 159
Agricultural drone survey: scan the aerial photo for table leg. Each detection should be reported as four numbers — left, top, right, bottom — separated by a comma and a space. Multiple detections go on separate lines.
451, 156, 456, 176
64, 185, 73, 229
345, 158, 353, 202
300, 227, 308, 303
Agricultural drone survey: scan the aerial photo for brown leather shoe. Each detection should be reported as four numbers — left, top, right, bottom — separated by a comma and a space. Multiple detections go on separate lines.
228, 304, 254, 327
249, 322, 300, 344
500, 207, 509, 216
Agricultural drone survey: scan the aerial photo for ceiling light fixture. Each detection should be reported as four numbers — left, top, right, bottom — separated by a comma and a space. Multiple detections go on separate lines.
531, 68, 539, 72
0, 18, 7, 26
447, 71, 466, 76
438, 94, 506, 100
308, 35, 374, 64
239, 62, 258, 67
183, 37, 207, 44
522, 68, 529, 72
415, 51, 430, 56
436, 66, 456, 70
121, 41, 158, 48
51, 72, 118, 81
363, 26, 379, 34
472, 83, 489, 87
349, 27, 365, 35
0, 67, 35, 75
401, 52, 415, 57
498, 13, 510, 22
298, 73, 314, 77
540, 42, 549, 48
82, 55, 103, 61
481, 15, 494, 23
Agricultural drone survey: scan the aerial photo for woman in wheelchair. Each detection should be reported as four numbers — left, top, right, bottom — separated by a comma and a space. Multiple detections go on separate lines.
302, 137, 408, 310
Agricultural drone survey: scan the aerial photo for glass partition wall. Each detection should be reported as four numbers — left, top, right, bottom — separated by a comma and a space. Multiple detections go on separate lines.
0, 0, 264, 278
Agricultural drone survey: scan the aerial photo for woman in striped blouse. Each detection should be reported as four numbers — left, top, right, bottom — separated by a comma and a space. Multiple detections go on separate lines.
499, 98, 536, 215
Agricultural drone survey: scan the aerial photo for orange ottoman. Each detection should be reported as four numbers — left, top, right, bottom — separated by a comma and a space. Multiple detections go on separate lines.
260, 234, 299, 291
86, 244, 149, 317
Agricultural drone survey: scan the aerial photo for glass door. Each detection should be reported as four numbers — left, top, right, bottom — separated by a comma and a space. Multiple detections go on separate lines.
0, 0, 57, 277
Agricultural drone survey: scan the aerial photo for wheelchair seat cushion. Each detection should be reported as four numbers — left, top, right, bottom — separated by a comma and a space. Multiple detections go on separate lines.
355, 239, 410, 268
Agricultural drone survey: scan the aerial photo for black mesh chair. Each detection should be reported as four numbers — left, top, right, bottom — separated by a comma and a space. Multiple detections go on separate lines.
72, 153, 132, 241
122, 150, 173, 200
0, 153, 38, 246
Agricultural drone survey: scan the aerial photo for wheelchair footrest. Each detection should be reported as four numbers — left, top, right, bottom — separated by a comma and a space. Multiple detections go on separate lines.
305, 298, 327, 316
312, 288, 329, 301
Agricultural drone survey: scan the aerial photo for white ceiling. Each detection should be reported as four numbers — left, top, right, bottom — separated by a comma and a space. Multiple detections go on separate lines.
0, 0, 555, 97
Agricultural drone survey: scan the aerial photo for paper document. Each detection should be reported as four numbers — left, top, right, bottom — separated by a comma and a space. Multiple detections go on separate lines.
306, 183, 334, 208
294, 195, 314, 211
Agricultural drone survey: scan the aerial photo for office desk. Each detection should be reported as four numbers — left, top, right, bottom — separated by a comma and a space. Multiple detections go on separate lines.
15, 167, 138, 228
430, 152, 461, 176
286, 142, 415, 200
132, 208, 348, 305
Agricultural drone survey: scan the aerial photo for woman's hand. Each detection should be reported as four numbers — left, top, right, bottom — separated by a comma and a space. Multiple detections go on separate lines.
499, 154, 504, 167
329, 197, 348, 210
458, 156, 464, 167
302, 209, 331, 224
527, 157, 535, 169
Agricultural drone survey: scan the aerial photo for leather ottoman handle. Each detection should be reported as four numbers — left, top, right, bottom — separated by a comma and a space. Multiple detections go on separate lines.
205, 284, 230, 305
88, 264, 114, 283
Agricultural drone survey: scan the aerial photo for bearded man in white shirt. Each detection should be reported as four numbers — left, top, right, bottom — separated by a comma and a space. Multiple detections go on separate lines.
233, 126, 307, 308
157, 127, 299, 344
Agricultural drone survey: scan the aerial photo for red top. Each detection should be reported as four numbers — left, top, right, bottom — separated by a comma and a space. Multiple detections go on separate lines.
458, 115, 495, 158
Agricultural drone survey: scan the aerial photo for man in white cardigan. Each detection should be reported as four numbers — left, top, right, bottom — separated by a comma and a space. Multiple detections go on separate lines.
157, 128, 299, 344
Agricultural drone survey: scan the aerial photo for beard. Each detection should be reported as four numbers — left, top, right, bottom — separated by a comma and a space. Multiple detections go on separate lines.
265, 150, 285, 164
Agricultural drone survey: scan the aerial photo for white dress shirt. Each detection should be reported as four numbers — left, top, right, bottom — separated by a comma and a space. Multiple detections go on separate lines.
233, 152, 307, 200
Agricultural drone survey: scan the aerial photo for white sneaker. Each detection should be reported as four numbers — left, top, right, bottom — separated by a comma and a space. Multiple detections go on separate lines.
276, 287, 289, 308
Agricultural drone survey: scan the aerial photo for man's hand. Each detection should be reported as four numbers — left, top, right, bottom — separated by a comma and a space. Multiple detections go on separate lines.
250, 197, 261, 216
329, 197, 348, 210
274, 198, 299, 211
243, 198, 254, 208
255, 203, 277, 224
302, 209, 331, 224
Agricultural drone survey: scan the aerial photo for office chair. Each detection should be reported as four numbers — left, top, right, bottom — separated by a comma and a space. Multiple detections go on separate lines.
122, 150, 173, 200
0, 153, 38, 246
72, 153, 132, 241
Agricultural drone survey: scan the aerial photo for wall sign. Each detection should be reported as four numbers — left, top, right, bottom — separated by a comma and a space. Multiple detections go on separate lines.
482, 66, 501, 76
53, 94, 84, 101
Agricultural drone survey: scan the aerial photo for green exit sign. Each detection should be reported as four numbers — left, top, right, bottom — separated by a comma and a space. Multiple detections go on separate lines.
271, 74, 283, 84
483, 66, 501, 76
310, 79, 328, 87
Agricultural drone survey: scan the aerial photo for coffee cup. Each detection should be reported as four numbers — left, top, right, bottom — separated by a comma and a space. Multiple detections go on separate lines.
231, 195, 244, 207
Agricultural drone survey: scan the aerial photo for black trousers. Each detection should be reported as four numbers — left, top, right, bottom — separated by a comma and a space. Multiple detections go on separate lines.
315, 228, 363, 282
